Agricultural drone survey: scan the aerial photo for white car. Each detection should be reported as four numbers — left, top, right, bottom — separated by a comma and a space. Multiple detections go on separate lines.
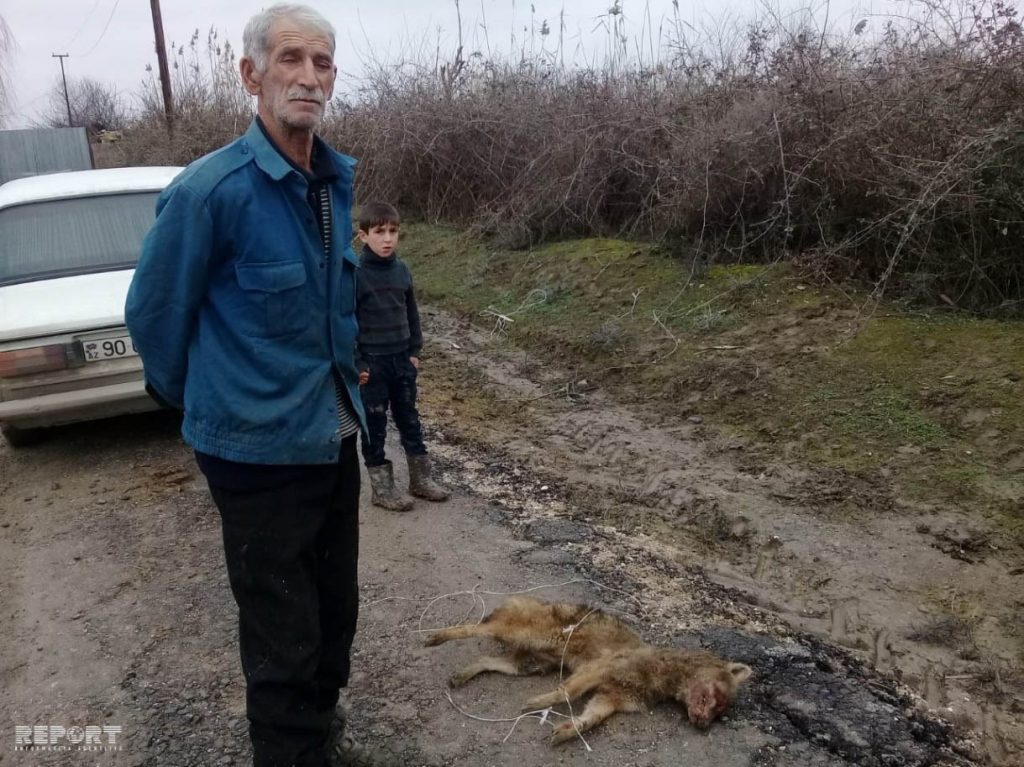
0, 166, 183, 446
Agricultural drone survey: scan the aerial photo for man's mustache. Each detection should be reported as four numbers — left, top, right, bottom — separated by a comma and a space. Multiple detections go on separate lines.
286, 87, 324, 104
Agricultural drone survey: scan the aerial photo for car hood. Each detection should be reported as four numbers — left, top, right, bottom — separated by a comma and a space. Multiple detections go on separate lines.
0, 269, 135, 343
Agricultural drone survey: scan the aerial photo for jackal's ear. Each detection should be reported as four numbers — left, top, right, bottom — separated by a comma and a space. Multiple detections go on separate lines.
727, 663, 752, 683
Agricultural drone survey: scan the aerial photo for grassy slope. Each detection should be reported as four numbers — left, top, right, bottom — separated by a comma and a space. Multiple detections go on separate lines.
402, 224, 1024, 546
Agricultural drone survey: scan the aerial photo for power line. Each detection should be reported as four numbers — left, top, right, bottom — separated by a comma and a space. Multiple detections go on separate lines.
78, 0, 122, 58
64, 0, 102, 50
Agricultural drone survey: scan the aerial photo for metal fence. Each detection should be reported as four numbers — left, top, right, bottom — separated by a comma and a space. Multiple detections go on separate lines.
0, 127, 92, 186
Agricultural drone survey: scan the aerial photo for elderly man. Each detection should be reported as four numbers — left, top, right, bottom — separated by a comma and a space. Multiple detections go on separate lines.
126, 4, 381, 765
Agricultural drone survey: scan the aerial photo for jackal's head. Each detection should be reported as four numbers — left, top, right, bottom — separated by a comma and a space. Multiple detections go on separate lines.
681, 662, 752, 729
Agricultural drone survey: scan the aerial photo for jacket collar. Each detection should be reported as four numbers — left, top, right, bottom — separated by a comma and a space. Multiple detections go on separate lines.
243, 119, 357, 184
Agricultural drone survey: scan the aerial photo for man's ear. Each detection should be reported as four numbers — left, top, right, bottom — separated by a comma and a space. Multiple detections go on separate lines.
356, 230, 368, 244
239, 57, 262, 96
324, 64, 338, 101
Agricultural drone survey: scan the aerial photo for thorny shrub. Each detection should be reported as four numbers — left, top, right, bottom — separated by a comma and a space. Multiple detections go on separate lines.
119, 29, 251, 167
115, 1, 1024, 313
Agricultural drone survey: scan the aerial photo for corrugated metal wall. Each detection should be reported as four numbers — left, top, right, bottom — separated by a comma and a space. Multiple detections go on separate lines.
0, 128, 93, 185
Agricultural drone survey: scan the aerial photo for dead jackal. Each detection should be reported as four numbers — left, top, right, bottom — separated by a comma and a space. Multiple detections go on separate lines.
425, 595, 752, 744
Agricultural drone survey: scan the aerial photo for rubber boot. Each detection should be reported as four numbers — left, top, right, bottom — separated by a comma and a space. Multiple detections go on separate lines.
328, 711, 398, 767
407, 454, 450, 502
366, 461, 414, 511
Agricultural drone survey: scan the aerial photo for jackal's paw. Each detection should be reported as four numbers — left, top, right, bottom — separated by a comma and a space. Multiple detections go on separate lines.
447, 671, 472, 688
523, 691, 560, 712
522, 697, 549, 713
550, 722, 579, 745
424, 632, 446, 647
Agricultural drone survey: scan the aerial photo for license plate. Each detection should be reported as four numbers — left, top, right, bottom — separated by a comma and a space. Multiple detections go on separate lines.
80, 334, 139, 363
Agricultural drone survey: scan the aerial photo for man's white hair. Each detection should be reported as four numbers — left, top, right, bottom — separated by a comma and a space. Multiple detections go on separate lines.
243, 3, 336, 73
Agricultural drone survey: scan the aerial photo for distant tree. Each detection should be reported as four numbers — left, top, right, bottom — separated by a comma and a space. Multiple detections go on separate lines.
0, 16, 14, 128
40, 76, 127, 135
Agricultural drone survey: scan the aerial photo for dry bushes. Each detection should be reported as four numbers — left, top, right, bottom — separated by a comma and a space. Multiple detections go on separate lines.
339, 1, 1024, 311
114, 1, 1024, 312
120, 29, 251, 167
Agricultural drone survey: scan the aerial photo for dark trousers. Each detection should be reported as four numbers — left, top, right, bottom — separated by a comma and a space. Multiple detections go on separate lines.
359, 352, 426, 467
206, 436, 360, 767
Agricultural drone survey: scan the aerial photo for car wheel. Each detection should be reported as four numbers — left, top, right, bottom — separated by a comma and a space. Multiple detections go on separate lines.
1, 423, 45, 447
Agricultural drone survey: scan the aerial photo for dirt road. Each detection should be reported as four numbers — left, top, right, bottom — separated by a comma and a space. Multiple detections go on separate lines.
0, 311, 1003, 767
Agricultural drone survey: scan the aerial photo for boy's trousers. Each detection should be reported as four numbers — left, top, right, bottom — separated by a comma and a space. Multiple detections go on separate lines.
206, 435, 360, 767
359, 351, 427, 467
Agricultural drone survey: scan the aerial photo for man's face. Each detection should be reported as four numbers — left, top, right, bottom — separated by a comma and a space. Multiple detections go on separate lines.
358, 222, 400, 258
244, 19, 336, 131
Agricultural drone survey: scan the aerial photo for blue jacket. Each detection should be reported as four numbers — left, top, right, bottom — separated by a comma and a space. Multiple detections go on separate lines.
125, 121, 367, 464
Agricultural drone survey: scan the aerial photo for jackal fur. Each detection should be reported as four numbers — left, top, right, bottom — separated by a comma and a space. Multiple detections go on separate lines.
425, 595, 753, 744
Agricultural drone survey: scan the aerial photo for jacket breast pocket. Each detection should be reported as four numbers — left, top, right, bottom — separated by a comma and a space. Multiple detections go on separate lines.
235, 261, 310, 339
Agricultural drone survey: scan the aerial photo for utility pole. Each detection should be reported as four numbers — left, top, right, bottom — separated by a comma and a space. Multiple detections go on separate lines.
149, 0, 174, 127
51, 53, 72, 126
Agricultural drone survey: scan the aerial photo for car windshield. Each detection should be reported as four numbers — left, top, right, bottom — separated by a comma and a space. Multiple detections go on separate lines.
0, 191, 160, 286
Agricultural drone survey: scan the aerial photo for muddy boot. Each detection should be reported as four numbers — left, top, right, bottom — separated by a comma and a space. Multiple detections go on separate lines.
407, 454, 450, 502
328, 713, 398, 767
366, 461, 414, 511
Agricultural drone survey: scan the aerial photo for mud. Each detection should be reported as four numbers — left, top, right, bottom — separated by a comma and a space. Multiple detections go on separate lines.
0, 305, 1017, 766
420, 306, 1023, 763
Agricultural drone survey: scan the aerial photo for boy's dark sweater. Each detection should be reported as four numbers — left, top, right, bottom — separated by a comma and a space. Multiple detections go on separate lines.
355, 245, 422, 372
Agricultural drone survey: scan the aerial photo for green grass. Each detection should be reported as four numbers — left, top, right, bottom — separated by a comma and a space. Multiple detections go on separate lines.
405, 225, 786, 339
812, 388, 947, 445
402, 224, 1024, 537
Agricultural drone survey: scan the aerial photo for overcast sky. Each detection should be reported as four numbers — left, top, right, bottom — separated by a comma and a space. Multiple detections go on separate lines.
2, 0, 875, 128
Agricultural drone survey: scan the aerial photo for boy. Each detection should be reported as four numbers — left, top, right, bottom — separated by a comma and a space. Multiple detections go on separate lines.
355, 202, 450, 510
